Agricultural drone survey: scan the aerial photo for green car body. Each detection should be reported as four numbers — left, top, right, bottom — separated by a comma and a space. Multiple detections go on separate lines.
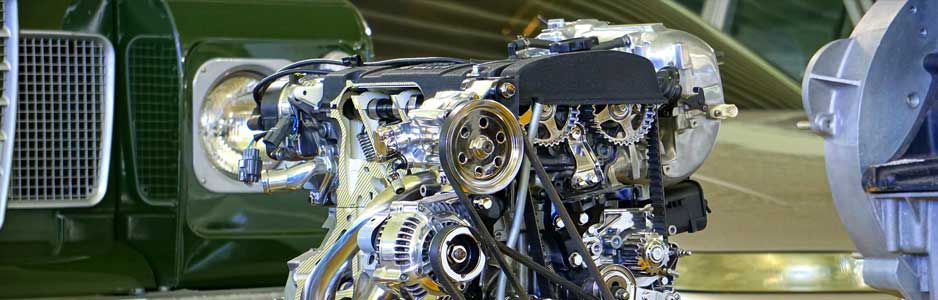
0, 0, 371, 298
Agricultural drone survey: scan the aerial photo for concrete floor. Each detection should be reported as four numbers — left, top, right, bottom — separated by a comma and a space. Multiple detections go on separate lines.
671, 110, 855, 252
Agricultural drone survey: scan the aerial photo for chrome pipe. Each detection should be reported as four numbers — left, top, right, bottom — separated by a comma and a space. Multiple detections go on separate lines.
303, 172, 437, 300
353, 274, 391, 300
323, 258, 350, 299
262, 156, 333, 193
497, 102, 542, 299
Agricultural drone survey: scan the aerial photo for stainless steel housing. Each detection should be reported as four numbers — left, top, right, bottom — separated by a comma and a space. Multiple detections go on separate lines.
0, 0, 18, 226
803, 0, 938, 299
8, 31, 114, 208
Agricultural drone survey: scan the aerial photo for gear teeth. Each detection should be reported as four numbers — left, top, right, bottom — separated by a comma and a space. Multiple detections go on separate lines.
532, 105, 579, 147
534, 138, 566, 147
591, 104, 660, 147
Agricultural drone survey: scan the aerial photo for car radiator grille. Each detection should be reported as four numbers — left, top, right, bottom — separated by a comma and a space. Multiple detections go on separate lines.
127, 36, 180, 204
9, 32, 114, 208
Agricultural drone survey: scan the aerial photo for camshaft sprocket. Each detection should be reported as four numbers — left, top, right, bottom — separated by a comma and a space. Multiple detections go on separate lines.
526, 104, 580, 147
591, 104, 658, 146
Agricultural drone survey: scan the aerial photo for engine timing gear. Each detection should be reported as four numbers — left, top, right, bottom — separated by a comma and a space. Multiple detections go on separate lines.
525, 104, 581, 147
591, 104, 659, 146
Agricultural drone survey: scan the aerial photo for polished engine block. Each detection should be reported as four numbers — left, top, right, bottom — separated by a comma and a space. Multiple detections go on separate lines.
238, 19, 734, 300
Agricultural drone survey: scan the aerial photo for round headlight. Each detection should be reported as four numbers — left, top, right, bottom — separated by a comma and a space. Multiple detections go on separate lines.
199, 72, 277, 177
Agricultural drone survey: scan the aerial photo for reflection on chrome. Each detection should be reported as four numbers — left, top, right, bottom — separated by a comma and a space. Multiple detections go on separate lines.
237, 18, 735, 300
676, 253, 869, 292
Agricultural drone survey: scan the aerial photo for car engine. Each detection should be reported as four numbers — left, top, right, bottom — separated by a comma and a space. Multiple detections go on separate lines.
237, 19, 735, 300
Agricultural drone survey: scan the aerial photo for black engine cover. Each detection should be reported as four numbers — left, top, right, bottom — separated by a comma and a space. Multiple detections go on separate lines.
317, 50, 664, 114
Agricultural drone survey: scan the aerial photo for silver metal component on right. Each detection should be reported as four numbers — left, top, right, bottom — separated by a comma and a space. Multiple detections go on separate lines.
582, 207, 684, 289
803, 1, 938, 299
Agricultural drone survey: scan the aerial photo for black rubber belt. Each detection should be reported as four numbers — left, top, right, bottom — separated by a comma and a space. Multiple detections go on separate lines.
523, 189, 556, 298
437, 157, 530, 299
522, 138, 615, 300
496, 242, 600, 300
646, 117, 669, 237
450, 186, 530, 300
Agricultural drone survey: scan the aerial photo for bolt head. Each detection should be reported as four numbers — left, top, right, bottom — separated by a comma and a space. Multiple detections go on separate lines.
450, 245, 469, 263
499, 82, 517, 98
568, 252, 584, 267
473, 197, 493, 210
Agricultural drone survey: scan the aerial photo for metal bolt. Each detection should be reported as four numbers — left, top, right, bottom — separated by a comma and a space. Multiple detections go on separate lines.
473, 196, 493, 210
586, 173, 599, 183
578, 212, 589, 225
907, 93, 922, 108
400, 274, 409, 281
450, 245, 468, 263
650, 247, 666, 262
570, 127, 582, 138
554, 217, 565, 229
468, 65, 481, 77
615, 288, 629, 300
589, 242, 603, 256
568, 252, 584, 268
499, 82, 517, 98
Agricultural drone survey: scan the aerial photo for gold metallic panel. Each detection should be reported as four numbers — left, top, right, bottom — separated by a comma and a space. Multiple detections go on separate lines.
676, 252, 872, 292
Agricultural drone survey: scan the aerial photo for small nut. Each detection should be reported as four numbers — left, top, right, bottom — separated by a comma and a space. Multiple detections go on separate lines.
568, 252, 584, 268
498, 82, 517, 98
473, 196, 493, 210
578, 212, 589, 225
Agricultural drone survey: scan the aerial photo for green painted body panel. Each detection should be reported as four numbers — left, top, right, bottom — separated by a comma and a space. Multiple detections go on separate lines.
0, 0, 370, 298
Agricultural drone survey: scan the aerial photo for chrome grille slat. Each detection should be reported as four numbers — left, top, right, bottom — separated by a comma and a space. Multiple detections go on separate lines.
0, 0, 17, 226
9, 31, 114, 208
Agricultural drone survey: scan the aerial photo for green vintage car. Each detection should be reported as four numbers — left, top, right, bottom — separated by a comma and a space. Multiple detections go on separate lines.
0, 0, 371, 298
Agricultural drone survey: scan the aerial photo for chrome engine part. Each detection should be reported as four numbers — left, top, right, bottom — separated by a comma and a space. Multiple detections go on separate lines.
582, 207, 688, 300
359, 194, 484, 299
236, 19, 732, 300
804, 1, 938, 299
